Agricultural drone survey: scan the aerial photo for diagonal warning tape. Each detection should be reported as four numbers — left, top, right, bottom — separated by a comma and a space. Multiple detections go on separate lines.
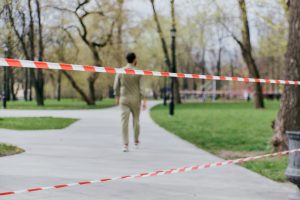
0, 58, 300, 85
0, 149, 298, 197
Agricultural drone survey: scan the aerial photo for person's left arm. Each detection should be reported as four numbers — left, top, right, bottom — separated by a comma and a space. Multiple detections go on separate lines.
114, 74, 121, 105
140, 76, 147, 110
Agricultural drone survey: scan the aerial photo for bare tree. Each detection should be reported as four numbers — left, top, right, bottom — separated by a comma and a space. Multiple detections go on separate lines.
150, 0, 171, 70
149, 0, 181, 104
4, 0, 45, 106
235, 0, 265, 108
273, 0, 300, 150
52, 0, 115, 105
55, 27, 92, 104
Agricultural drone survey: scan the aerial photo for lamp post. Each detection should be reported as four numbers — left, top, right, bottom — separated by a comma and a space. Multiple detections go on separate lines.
163, 59, 168, 106
169, 28, 176, 116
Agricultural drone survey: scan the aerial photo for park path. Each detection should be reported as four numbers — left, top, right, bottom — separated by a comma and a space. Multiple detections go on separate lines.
0, 101, 295, 200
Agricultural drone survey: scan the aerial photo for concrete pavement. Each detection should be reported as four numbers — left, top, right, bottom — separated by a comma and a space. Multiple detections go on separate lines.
0, 101, 296, 199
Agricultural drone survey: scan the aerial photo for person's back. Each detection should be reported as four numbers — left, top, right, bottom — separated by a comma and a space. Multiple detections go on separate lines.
118, 65, 143, 103
114, 52, 147, 152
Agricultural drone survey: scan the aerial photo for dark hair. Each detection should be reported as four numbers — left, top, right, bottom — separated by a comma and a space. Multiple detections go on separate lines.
126, 52, 136, 64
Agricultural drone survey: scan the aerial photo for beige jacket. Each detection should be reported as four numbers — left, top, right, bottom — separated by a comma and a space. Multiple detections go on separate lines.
113, 64, 145, 102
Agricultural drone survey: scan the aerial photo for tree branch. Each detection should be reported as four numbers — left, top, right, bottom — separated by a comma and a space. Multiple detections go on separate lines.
92, 21, 115, 48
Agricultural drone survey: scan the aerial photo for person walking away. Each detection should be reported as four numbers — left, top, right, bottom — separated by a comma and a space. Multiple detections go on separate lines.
114, 52, 147, 152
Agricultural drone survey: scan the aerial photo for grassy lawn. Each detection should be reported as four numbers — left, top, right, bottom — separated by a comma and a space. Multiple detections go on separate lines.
151, 101, 288, 182
0, 143, 24, 157
0, 117, 78, 130
5, 99, 115, 110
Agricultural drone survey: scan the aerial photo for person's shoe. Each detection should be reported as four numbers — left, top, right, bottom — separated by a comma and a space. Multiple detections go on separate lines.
123, 145, 129, 152
135, 141, 140, 149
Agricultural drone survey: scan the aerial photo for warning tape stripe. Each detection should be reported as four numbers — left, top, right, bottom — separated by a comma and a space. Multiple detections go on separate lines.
0, 58, 300, 85
0, 148, 299, 197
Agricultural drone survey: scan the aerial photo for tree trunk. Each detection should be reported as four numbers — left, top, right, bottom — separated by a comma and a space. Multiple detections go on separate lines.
29, 70, 33, 101
273, 0, 300, 151
150, 0, 171, 105
88, 73, 98, 104
116, 0, 124, 67
24, 69, 29, 101
35, 0, 45, 106
62, 71, 94, 105
88, 48, 101, 104
216, 47, 222, 91
28, 0, 44, 106
238, 0, 264, 109
8, 67, 16, 100
150, 0, 171, 70
57, 71, 62, 101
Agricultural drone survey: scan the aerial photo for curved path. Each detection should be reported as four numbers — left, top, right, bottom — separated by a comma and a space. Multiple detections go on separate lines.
0, 102, 295, 199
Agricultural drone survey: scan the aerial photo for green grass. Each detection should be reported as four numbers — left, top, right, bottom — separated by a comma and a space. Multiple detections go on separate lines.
151, 101, 288, 182
0, 117, 78, 130
242, 157, 288, 182
0, 143, 24, 157
6, 99, 115, 110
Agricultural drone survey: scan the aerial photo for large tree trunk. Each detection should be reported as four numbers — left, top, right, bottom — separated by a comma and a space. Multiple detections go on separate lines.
88, 48, 102, 104
88, 73, 98, 104
238, 0, 264, 109
273, 0, 300, 151
28, 0, 44, 106
35, 0, 45, 106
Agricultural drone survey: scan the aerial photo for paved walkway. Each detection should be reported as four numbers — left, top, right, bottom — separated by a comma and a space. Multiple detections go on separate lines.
0, 102, 295, 200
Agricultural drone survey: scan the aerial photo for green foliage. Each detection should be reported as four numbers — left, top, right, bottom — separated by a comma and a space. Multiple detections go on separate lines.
0, 143, 24, 157
0, 117, 78, 130
151, 101, 288, 182
6, 99, 115, 110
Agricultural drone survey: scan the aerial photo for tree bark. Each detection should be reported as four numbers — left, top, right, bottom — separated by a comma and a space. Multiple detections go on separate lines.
273, 0, 300, 150
35, 0, 45, 106
116, 0, 124, 67
62, 71, 94, 105
27, 0, 44, 106
217, 48, 222, 90
150, 0, 181, 104
150, 0, 171, 69
238, 0, 264, 109
57, 71, 62, 101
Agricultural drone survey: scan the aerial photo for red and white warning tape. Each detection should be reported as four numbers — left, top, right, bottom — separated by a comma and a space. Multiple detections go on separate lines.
0, 148, 299, 197
1, 58, 300, 85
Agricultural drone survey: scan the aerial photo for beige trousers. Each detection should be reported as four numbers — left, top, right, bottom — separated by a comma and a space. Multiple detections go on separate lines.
121, 100, 141, 145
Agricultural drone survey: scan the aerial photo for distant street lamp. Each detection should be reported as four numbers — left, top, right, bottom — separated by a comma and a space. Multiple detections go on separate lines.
163, 59, 168, 106
169, 28, 176, 116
